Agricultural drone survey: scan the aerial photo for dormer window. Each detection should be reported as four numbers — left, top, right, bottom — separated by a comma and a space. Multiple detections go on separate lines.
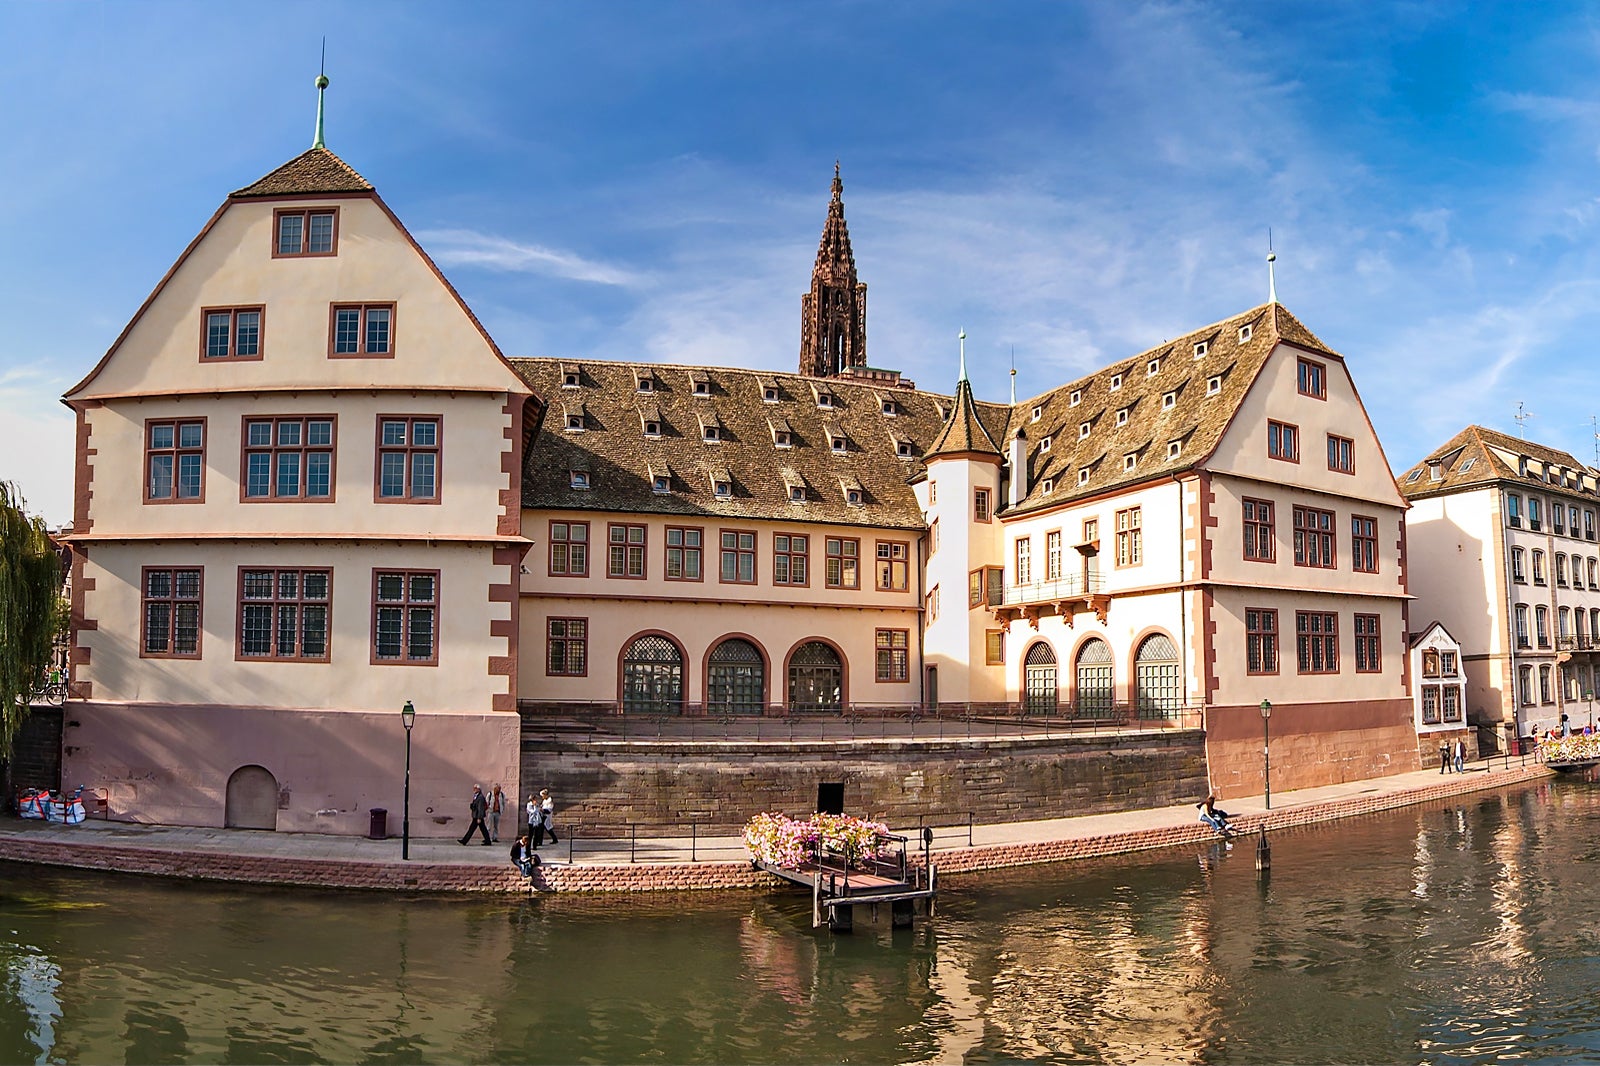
1124, 453, 1137, 471
830, 435, 848, 454
702, 424, 721, 443
1040, 438, 1054, 456
643, 419, 662, 438
569, 470, 590, 491
763, 387, 780, 403
1168, 440, 1182, 459
881, 399, 896, 416
693, 380, 712, 397
1079, 422, 1091, 440
896, 440, 915, 459
774, 430, 792, 448
562, 370, 580, 389
1032, 405, 1043, 422
788, 485, 806, 503
1078, 469, 1090, 486
1429, 461, 1443, 483
1206, 376, 1222, 395
1162, 391, 1176, 410
1109, 374, 1123, 391
635, 375, 654, 393
652, 474, 671, 494
1070, 390, 1082, 406
1115, 408, 1129, 427
845, 488, 864, 506
1406, 469, 1423, 483
1238, 324, 1253, 343
817, 393, 834, 409
713, 479, 733, 499
1193, 341, 1209, 359
565, 413, 584, 432
1147, 358, 1160, 376
1041, 477, 1054, 494
1460, 457, 1477, 474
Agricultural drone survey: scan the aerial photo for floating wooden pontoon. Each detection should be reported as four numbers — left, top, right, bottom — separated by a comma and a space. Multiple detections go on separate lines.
756, 829, 937, 932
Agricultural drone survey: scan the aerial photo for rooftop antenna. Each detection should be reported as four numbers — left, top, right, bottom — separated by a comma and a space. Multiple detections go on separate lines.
1514, 401, 1535, 439
958, 329, 968, 383
1267, 228, 1278, 305
312, 38, 329, 150
1009, 345, 1017, 405
1591, 415, 1599, 466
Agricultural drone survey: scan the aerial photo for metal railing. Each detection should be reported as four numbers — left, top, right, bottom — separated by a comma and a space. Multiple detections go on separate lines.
1000, 573, 1107, 606
518, 700, 1206, 742
549, 815, 979, 864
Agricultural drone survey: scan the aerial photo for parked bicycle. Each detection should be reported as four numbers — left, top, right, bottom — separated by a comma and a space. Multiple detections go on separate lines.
31, 667, 67, 707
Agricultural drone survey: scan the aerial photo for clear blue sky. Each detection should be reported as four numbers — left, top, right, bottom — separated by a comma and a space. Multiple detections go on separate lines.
5, 2, 1600, 525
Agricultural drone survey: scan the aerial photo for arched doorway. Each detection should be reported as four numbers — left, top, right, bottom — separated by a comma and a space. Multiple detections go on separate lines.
1074, 638, 1114, 718
1134, 633, 1181, 719
622, 634, 684, 714
1023, 642, 1058, 716
788, 641, 843, 712
707, 638, 765, 715
225, 765, 279, 831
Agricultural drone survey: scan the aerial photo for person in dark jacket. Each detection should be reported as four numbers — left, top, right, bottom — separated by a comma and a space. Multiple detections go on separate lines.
510, 835, 538, 876
459, 784, 492, 845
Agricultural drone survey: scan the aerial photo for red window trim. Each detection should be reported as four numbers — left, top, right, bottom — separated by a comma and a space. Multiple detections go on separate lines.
235, 566, 333, 663
139, 565, 204, 660
143, 416, 208, 505
1297, 356, 1328, 400
1243, 497, 1275, 563
546, 616, 589, 677
547, 520, 591, 578
973, 487, 993, 523
198, 305, 265, 363
1246, 607, 1279, 676
272, 206, 341, 259
773, 531, 811, 587
664, 525, 706, 582
1293, 505, 1337, 569
369, 568, 440, 667
1268, 419, 1300, 463
1295, 610, 1340, 674
1351, 514, 1379, 574
875, 539, 911, 592
328, 302, 397, 359
875, 627, 911, 683
1327, 433, 1355, 475
374, 414, 442, 505
239, 414, 338, 503
718, 528, 759, 585
826, 536, 861, 590
607, 523, 649, 580
1354, 612, 1382, 673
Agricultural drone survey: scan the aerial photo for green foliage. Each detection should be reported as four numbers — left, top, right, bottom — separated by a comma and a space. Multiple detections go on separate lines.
0, 482, 65, 760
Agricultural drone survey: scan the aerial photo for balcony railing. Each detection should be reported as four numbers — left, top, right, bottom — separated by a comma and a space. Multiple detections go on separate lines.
1558, 635, 1598, 652
1000, 573, 1107, 606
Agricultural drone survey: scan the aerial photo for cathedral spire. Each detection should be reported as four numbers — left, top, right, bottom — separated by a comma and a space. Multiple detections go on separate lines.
800, 163, 867, 377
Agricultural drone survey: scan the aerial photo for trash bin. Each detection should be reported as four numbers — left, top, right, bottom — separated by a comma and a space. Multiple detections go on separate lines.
1509, 738, 1523, 756
368, 807, 388, 840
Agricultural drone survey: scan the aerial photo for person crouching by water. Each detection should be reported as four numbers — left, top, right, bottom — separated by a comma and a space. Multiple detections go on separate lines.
1198, 794, 1236, 837
510, 834, 538, 877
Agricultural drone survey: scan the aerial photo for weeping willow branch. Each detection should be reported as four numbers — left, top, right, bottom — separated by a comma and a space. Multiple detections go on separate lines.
0, 481, 65, 760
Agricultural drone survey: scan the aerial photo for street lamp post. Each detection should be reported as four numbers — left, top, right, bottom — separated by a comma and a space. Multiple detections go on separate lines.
401, 700, 416, 861
1260, 699, 1273, 810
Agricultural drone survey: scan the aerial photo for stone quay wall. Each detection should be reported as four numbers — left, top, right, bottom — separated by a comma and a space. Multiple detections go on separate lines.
521, 730, 1211, 830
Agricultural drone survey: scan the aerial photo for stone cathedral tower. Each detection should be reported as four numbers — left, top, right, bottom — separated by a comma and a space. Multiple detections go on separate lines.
800, 164, 868, 378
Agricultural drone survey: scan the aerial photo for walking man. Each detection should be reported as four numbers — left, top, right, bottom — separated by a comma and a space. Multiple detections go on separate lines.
459, 784, 492, 846
1454, 738, 1467, 774
489, 783, 506, 842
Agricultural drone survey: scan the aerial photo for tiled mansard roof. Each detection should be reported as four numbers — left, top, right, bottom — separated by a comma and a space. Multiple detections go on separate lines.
1399, 424, 1600, 501
231, 147, 374, 198
512, 359, 1007, 529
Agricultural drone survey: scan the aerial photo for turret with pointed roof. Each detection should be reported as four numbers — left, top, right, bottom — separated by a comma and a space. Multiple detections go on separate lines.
800, 164, 868, 378
925, 337, 1003, 461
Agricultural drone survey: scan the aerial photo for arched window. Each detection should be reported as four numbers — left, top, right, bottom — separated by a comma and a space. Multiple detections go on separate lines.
1075, 638, 1114, 718
1023, 642, 1058, 716
1134, 633, 1180, 718
788, 641, 842, 712
622, 635, 683, 715
708, 638, 765, 715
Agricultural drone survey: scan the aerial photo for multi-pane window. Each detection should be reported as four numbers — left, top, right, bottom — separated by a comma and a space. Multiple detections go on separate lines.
1530, 497, 1543, 531
1515, 604, 1530, 647
1555, 506, 1567, 536
773, 533, 809, 585
1293, 506, 1335, 568
1297, 357, 1327, 398
1518, 665, 1534, 705
1243, 498, 1274, 561
239, 568, 330, 661
1442, 685, 1462, 722
665, 527, 703, 581
1422, 686, 1440, 724
720, 531, 756, 584
146, 420, 206, 502
546, 618, 588, 676
373, 570, 437, 664
202, 307, 263, 360
875, 629, 909, 682
549, 521, 589, 576
377, 417, 439, 501
1587, 510, 1596, 541
275, 208, 337, 256
1507, 493, 1522, 527
1351, 516, 1377, 573
608, 524, 647, 578
876, 541, 909, 591
1046, 531, 1063, 581
1015, 537, 1033, 584
1296, 611, 1338, 673
331, 304, 394, 356
1540, 664, 1553, 704
1512, 547, 1526, 583
1591, 557, 1599, 589
1441, 651, 1458, 676
243, 417, 334, 500
1268, 420, 1299, 461
142, 567, 202, 658
1536, 605, 1550, 648
1115, 507, 1142, 567
826, 537, 860, 589
974, 488, 991, 522
1327, 434, 1354, 474
1246, 608, 1278, 674
1571, 506, 1581, 537
1533, 550, 1546, 585
1557, 553, 1570, 587
986, 630, 1005, 665
1354, 613, 1380, 672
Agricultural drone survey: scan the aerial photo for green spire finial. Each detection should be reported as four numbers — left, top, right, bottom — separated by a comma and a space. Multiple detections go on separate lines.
312, 40, 329, 149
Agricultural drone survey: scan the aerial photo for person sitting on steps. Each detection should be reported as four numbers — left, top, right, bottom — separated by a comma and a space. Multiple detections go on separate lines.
510, 834, 539, 877
1198, 794, 1236, 837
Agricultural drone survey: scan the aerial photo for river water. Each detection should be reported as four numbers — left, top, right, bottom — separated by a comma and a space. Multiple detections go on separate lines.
3, 778, 1600, 1064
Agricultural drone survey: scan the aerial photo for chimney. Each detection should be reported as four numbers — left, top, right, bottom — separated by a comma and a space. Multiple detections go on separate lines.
1008, 428, 1028, 509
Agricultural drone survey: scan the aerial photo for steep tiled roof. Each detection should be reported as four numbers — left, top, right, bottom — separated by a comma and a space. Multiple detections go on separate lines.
925, 378, 1002, 459
996, 302, 1322, 516
1398, 425, 1600, 501
512, 360, 1005, 529
230, 147, 374, 199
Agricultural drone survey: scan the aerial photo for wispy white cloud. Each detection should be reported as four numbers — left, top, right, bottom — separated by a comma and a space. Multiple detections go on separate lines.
415, 229, 641, 287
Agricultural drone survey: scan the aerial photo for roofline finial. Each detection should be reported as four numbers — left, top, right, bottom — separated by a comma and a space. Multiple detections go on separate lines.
1267, 227, 1278, 305
312, 38, 329, 150
958, 329, 968, 383
1009, 344, 1017, 405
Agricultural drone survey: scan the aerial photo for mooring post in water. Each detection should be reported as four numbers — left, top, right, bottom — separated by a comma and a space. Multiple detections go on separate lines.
1255, 825, 1271, 873
812, 873, 823, 928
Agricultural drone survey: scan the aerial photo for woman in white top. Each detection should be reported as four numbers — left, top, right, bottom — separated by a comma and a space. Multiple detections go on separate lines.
539, 788, 559, 845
